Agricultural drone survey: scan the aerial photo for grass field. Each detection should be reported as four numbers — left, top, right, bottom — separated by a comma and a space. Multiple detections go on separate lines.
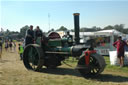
0, 44, 128, 85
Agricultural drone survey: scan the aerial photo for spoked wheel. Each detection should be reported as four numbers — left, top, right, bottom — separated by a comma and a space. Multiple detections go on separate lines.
77, 53, 106, 78
23, 44, 44, 71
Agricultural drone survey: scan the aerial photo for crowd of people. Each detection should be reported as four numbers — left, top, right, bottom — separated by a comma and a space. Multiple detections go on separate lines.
0, 39, 16, 60
0, 25, 43, 60
4, 40, 16, 52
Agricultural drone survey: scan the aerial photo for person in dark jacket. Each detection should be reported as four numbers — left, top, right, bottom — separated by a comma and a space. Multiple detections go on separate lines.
0, 37, 3, 59
5, 40, 8, 51
25, 25, 34, 46
9, 40, 13, 52
34, 26, 43, 40
113, 36, 128, 67
63, 31, 73, 46
34, 26, 43, 45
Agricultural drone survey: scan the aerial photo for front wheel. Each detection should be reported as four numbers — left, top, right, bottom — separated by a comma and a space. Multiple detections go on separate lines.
23, 44, 44, 71
77, 53, 106, 78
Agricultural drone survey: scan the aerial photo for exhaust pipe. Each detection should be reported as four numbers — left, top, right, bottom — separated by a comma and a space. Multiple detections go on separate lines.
73, 13, 80, 44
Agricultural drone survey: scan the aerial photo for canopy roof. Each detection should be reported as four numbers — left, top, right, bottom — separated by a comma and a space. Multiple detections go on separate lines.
57, 29, 126, 37
94, 29, 124, 36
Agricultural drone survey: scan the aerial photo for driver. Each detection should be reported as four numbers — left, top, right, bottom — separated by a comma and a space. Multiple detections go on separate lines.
25, 25, 34, 46
34, 26, 44, 45
34, 26, 43, 41
63, 31, 73, 46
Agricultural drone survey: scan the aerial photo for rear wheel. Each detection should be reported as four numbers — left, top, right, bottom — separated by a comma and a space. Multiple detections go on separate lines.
23, 44, 44, 71
77, 53, 106, 78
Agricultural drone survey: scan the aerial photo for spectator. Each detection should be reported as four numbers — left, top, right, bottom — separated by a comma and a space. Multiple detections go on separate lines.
5, 40, 9, 52
9, 40, 13, 52
0, 38, 2, 59
13, 41, 16, 52
18, 43, 24, 60
113, 36, 128, 67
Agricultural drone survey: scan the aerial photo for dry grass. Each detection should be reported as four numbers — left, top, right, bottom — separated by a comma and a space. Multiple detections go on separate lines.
0, 43, 128, 85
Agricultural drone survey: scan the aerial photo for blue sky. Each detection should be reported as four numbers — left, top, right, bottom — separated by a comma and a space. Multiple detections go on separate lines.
1, 0, 128, 32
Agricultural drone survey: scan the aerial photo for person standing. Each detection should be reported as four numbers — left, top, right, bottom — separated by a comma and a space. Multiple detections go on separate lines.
0, 37, 3, 59
34, 26, 43, 40
113, 36, 128, 67
13, 41, 16, 52
9, 40, 13, 52
25, 25, 34, 46
34, 26, 43, 45
18, 43, 24, 60
5, 40, 9, 52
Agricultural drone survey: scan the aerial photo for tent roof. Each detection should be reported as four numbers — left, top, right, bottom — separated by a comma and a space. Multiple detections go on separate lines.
57, 29, 125, 37
97, 29, 120, 33
94, 29, 124, 36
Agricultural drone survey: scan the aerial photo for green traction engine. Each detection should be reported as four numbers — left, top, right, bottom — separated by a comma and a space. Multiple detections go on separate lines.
23, 13, 106, 78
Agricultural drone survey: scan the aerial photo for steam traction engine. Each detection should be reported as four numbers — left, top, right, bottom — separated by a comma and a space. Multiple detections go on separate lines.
23, 13, 106, 78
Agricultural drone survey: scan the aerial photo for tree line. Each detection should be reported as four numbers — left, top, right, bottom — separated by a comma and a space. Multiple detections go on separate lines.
1, 24, 128, 40
51, 24, 128, 34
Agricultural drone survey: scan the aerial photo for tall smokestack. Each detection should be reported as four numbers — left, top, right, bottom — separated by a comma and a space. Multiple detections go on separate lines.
73, 13, 80, 44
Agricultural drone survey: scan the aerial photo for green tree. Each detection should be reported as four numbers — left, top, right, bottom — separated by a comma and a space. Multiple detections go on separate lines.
80, 27, 87, 32
114, 24, 124, 32
56, 26, 68, 31
122, 28, 128, 34
4, 29, 10, 38
103, 25, 114, 30
103, 24, 128, 34
80, 26, 101, 32
20, 25, 29, 38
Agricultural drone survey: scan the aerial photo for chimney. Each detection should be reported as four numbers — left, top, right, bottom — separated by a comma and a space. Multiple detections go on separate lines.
73, 13, 80, 44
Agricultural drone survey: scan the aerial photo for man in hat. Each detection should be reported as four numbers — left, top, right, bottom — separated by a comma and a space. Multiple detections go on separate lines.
25, 25, 34, 46
34, 26, 43, 45
34, 26, 43, 40
113, 36, 128, 67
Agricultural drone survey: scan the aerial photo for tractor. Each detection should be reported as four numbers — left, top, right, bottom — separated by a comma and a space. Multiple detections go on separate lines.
23, 13, 106, 78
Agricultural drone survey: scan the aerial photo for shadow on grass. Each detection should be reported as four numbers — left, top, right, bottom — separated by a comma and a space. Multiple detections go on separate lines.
39, 67, 128, 82
92, 74, 128, 82
40, 68, 81, 77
